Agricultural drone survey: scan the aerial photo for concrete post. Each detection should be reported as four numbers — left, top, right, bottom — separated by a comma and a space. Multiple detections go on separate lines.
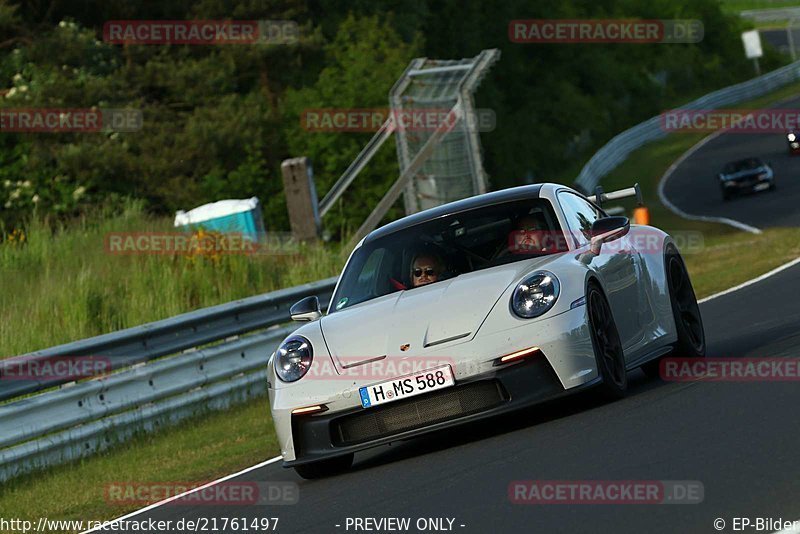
280, 157, 320, 241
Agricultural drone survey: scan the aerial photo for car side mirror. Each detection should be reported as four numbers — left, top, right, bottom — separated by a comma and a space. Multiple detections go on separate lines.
590, 216, 630, 255
290, 296, 321, 322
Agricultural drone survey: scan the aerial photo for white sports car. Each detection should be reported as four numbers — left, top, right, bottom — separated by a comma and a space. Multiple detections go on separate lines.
267, 183, 705, 479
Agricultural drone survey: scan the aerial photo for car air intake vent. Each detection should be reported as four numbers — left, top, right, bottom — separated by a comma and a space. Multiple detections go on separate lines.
332, 380, 508, 445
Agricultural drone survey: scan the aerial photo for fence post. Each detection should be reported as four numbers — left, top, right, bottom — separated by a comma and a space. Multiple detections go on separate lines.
280, 157, 320, 241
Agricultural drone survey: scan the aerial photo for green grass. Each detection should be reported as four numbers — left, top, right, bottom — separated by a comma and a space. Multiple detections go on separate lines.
0, 203, 340, 530
685, 228, 800, 295
721, 0, 800, 13
0, 397, 278, 531
0, 202, 345, 358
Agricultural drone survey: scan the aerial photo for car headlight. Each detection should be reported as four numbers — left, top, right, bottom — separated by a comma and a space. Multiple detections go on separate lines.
789, 133, 796, 142
511, 271, 560, 319
274, 336, 313, 382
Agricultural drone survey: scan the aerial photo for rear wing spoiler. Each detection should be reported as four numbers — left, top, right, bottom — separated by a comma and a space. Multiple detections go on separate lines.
587, 183, 644, 208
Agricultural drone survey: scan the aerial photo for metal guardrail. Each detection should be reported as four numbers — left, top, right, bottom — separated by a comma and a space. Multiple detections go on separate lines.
574, 59, 800, 193
741, 7, 800, 22
0, 277, 337, 401
0, 277, 337, 482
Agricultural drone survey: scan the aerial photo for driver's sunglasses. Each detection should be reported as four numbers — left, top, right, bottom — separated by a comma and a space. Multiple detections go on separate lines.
413, 267, 437, 278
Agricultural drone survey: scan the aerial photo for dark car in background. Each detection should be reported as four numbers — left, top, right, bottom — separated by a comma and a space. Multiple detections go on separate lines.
788, 131, 800, 155
718, 157, 775, 201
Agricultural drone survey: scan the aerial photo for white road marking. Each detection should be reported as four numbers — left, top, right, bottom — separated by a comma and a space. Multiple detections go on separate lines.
657, 92, 800, 234
698, 255, 800, 304
80, 456, 283, 533
657, 126, 762, 234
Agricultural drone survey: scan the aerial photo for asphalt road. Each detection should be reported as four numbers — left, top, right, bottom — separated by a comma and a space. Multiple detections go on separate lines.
661, 95, 800, 229
99, 258, 800, 534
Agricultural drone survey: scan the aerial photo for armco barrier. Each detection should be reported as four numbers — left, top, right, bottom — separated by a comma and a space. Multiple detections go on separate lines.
0, 277, 337, 482
575, 59, 800, 192
0, 277, 337, 401
740, 7, 800, 23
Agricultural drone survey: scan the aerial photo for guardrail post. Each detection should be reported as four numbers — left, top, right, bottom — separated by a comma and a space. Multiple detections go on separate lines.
281, 157, 320, 241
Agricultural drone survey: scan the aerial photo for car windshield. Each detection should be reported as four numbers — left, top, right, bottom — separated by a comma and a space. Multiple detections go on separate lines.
330, 198, 565, 312
723, 158, 763, 173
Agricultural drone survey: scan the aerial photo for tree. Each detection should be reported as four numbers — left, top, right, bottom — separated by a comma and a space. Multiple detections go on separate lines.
283, 14, 422, 237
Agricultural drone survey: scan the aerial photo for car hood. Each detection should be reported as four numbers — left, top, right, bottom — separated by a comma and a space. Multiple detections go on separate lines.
320, 256, 559, 369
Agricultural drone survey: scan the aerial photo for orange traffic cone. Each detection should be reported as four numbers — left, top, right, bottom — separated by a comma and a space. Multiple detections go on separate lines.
633, 206, 650, 225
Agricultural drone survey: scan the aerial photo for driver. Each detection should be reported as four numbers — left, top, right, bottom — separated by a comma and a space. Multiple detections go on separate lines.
507, 214, 549, 254
410, 251, 444, 288
514, 215, 544, 251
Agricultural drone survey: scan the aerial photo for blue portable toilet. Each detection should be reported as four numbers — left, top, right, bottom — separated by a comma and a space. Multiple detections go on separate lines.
174, 197, 265, 241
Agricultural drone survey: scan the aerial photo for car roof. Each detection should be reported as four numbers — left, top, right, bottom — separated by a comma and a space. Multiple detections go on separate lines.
365, 184, 546, 243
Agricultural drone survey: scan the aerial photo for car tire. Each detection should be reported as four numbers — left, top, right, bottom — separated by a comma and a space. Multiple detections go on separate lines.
587, 282, 628, 399
721, 188, 731, 201
641, 247, 705, 379
770, 182, 777, 192
293, 453, 354, 480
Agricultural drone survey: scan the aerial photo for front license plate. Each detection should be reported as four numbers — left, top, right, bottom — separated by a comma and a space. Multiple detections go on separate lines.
754, 182, 770, 191
359, 365, 455, 408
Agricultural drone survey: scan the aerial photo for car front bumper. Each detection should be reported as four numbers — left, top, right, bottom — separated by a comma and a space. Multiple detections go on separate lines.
722, 176, 773, 192
270, 303, 598, 463
283, 354, 599, 468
